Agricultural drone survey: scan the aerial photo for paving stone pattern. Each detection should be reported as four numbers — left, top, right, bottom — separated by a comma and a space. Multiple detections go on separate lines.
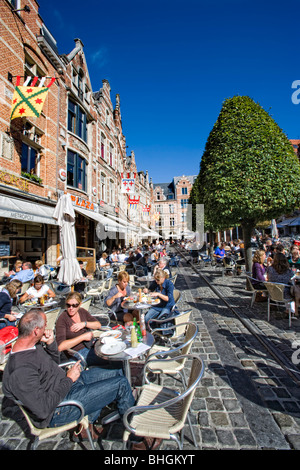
1, 250, 300, 450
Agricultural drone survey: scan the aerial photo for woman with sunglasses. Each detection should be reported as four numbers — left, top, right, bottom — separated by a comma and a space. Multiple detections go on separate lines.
56, 292, 123, 371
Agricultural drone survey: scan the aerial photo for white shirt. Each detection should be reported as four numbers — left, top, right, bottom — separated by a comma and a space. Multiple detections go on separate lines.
26, 284, 50, 301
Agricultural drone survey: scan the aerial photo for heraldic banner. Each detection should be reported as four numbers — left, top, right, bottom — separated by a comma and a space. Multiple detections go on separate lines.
10, 76, 55, 120
121, 172, 136, 194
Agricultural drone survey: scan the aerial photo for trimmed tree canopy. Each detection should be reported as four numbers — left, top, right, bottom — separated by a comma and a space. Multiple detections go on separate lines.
198, 96, 300, 229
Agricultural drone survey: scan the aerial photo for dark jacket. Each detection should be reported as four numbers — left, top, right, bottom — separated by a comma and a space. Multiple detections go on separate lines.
2, 341, 72, 428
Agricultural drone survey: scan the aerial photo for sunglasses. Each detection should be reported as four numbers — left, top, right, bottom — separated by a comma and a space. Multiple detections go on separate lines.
66, 303, 80, 308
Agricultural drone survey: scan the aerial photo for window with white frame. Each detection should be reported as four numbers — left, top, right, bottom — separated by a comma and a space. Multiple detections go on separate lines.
100, 133, 106, 160
109, 179, 115, 205
100, 173, 106, 201
109, 144, 114, 167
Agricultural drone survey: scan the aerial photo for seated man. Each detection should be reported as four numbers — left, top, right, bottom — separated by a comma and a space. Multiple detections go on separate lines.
153, 258, 171, 278
11, 261, 34, 283
2, 309, 134, 441
213, 243, 226, 263
135, 253, 150, 276
105, 271, 137, 324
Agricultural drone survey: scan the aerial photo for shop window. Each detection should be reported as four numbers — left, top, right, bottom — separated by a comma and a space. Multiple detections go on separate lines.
67, 150, 87, 192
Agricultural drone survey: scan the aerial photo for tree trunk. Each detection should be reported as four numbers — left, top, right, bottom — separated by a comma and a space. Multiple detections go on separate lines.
208, 229, 214, 260
242, 220, 254, 274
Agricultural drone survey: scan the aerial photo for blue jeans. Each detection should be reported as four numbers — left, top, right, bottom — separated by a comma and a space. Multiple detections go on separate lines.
145, 306, 171, 324
78, 346, 123, 370
49, 367, 134, 427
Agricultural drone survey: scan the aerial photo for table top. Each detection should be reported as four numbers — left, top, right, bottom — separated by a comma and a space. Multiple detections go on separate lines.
137, 276, 154, 282
94, 329, 154, 362
122, 297, 160, 310
21, 299, 58, 311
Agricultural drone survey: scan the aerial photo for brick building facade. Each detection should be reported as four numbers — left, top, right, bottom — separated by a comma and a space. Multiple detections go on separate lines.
0, 0, 152, 275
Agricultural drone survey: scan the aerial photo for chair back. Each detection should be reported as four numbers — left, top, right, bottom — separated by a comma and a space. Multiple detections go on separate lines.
169, 274, 178, 285
173, 289, 181, 304
265, 282, 285, 302
45, 307, 61, 330
20, 281, 31, 294
174, 309, 192, 337
104, 277, 113, 290
245, 274, 258, 292
182, 355, 205, 412
181, 322, 198, 356
81, 296, 92, 311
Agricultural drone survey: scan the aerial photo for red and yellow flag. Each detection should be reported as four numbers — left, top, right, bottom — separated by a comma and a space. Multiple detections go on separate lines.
10, 77, 55, 120
10, 86, 49, 120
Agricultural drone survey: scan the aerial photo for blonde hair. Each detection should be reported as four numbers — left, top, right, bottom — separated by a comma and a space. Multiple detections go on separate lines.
253, 249, 265, 264
35, 260, 43, 268
6, 279, 22, 298
65, 291, 82, 304
118, 271, 129, 282
154, 268, 169, 281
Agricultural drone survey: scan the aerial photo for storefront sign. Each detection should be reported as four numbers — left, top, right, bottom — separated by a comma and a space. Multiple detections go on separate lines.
59, 169, 67, 181
10, 211, 34, 221
70, 194, 95, 211
0, 171, 29, 192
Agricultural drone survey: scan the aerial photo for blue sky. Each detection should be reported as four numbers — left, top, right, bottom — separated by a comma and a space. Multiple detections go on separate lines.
39, 0, 300, 183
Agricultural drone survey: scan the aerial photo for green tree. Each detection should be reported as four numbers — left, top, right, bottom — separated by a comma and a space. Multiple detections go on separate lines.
195, 95, 300, 271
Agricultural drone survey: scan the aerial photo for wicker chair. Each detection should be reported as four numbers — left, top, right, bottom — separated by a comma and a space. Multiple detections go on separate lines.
45, 307, 61, 330
264, 281, 293, 328
245, 273, 267, 307
13, 398, 95, 450
143, 322, 198, 387
122, 354, 204, 450
147, 309, 192, 345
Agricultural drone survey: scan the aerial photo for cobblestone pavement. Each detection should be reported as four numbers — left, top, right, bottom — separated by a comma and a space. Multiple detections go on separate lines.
1, 250, 300, 451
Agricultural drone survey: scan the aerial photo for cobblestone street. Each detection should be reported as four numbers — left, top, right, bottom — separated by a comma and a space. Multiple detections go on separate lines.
1, 253, 300, 451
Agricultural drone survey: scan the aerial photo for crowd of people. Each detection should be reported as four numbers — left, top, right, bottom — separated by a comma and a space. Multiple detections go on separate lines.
251, 238, 300, 316
0, 240, 177, 449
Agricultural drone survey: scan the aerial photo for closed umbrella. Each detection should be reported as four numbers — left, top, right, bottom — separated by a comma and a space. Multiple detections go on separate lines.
271, 219, 278, 238
53, 193, 82, 286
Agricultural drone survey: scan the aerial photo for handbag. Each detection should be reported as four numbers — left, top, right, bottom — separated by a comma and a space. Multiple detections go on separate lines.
0, 326, 18, 354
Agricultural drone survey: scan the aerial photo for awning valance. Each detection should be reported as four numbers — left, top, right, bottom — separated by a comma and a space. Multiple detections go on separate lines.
0, 195, 57, 225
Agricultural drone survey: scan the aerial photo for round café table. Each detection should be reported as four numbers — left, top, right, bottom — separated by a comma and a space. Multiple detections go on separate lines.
94, 329, 154, 385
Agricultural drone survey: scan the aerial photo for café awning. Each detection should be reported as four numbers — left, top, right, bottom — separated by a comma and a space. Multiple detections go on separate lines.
74, 206, 127, 233
0, 195, 57, 225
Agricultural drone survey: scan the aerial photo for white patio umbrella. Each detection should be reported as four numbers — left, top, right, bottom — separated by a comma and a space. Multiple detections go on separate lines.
271, 219, 278, 239
53, 193, 82, 286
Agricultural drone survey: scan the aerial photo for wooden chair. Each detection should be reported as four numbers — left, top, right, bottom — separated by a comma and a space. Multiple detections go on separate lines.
122, 355, 204, 450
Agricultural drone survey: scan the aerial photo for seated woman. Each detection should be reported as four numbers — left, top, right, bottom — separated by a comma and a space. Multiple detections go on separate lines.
0, 279, 22, 329
19, 274, 55, 304
56, 292, 123, 372
143, 269, 175, 326
105, 271, 136, 325
35, 260, 50, 280
267, 252, 296, 316
288, 246, 300, 270
251, 249, 268, 289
